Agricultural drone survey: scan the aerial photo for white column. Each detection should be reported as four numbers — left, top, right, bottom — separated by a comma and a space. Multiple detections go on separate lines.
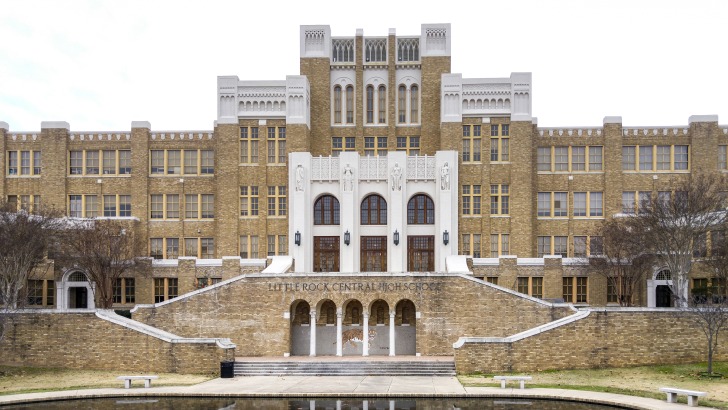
363, 400, 368, 410
309, 311, 317, 356
309, 400, 315, 410
336, 400, 342, 410
336, 310, 343, 356
389, 311, 396, 357
362, 312, 370, 356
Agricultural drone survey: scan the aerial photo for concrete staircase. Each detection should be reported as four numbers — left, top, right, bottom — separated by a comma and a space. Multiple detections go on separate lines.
233, 359, 456, 376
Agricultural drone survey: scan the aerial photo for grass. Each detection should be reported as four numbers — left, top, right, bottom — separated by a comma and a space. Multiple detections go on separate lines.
0, 366, 214, 396
459, 361, 728, 409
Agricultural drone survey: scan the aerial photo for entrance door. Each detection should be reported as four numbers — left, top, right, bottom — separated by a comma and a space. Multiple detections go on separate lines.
656, 285, 673, 307
314, 236, 340, 272
407, 236, 434, 272
361, 236, 387, 272
69, 287, 88, 309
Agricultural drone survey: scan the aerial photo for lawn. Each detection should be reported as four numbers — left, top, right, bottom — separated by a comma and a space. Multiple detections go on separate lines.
0, 366, 213, 396
460, 362, 728, 409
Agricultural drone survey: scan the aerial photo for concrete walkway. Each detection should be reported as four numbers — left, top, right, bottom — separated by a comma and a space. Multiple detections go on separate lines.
0, 376, 714, 409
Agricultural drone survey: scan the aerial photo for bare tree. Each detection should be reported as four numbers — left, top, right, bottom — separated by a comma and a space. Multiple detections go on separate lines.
627, 174, 728, 307
589, 219, 653, 306
688, 295, 728, 375
57, 219, 147, 309
0, 202, 62, 342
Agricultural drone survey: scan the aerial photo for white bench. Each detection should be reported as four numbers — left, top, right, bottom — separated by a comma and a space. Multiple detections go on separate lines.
117, 375, 159, 389
493, 375, 532, 389
659, 387, 706, 407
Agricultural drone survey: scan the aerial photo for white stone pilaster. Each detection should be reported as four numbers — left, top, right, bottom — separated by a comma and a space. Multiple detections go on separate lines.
340, 152, 358, 273
389, 311, 396, 356
389, 151, 406, 273
309, 311, 317, 356
362, 312, 370, 356
336, 310, 343, 356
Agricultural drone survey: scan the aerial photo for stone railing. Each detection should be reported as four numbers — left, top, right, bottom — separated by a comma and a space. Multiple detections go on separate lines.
622, 127, 689, 137
538, 128, 603, 137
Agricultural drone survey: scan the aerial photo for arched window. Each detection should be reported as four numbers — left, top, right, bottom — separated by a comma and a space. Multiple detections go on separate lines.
333, 86, 342, 124
398, 85, 406, 123
346, 85, 354, 124
361, 194, 387, 225
68, 272, 88, 282
407, 194, 434, 224
366, 85, 374, 124
378, 85, 386, 123
314, 195, 340, 225
410, 85, 419, 123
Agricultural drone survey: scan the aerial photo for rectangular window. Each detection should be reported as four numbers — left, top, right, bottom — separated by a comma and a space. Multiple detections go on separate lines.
102, 150, 116, 174
103, 195, 117, 217
573, 192, 587, 217
150, 238, 164, 259
459, 233, 481, 258
267, 235, 287, 256
114, 278, 135, 304
85, 150, 99, 175
517, 277, 543, 298
69, 195, 82, 218
554, 192, 567, 217
184, 150, 198, 174
639, 145, 653, 170
554, 147, 568, 171
537, 236, 551, 257
185, 194, 198, 219
240, 126, 260, 164
571, 146, 585, 171
27, 279, 43, 305
554, 236, 568, 257
588, 146, 602, 171
486, 277, 498, 285
119, 150, 131, 174
267, 186, 286, 216
574, 236, 587, 258
490, 234, 509, 257
490, 124, 509, 162
201, 150, 214, 174
154, 278, 178, 303
332, 137, 356, 156
239, 235, 260, 259
563, 277, 588, 303
150, 194, 163, 219
7, 151, 18, 175
656, 145, 671, 170
462, 185, 481, 215
84, 195, 98, 218
267, 127, 287, 164
622, 146, 636, 170
622, 191, 635, 214
166, 194, 179, 219
119, 195, 131, 217
166, 238, 179, 259
537, 147, 551, 171
396, 136, 420, 155
674, 145, 689, 170
185, 238, 198, 257
240, 186, 259, 217
462, 125, 481, 162
201, 238, 214, 259
720, 146, 727, 170
364, 136, 388, 156
574, 192, 603, 218
150, 150, 165, 174
20, 151, 30, 175
167, 150, 181, 174
490, 184, 509, 215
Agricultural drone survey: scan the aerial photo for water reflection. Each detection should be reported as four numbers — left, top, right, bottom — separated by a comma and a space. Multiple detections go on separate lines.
4, 397, 625, 409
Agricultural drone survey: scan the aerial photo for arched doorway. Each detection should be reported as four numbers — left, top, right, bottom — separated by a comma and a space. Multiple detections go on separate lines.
647, 269, 675, 308
395, 299, 416, 355
289, 300, 311, 356
316, 299, 338, 355
367, 299, 390, 355
341, 299, 367, 356
57, 270, 95, 310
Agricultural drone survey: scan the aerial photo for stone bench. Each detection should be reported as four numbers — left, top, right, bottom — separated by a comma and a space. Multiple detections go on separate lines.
493, 375, 532, 389
117, 375, 159, 389
659, 387, 706, 407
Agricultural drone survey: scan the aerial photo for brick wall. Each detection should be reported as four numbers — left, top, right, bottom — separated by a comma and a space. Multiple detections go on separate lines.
454, 309, 728, 374
0, 312, 233, 374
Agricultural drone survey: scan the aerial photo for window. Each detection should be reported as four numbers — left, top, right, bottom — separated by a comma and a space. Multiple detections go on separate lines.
537, 192, 567, 217
26, 279, 43, 305
398, 85, 406, 123
183, 194, 214, 219
267, 127, 286, 164
149, 149, 212, 175
332, 137, 356, 156
154, 278, 178, 303
7, 195, 41, 212
378, 85, 386, 123
182, 237, 215, 258
490, 234, 509, 257
490, 184, 509, 215
113, 278, 135, 304
622, 191, 651, 214
7, 150, 41, 176
573, 236, 603, 257
486, 277, 499, 285
720, 146, 727, 170
462, 125, 481, 162
461, 234, 482, 258
333, 86, 342, 124
622, 145, 690, 172
166, 238, 179, 259
361, 195, 387, 225
240, 235, 260, 258
573, 192, 603, 217
103, 194, 132, 217
267, 186, 286, 216
267, 235, 287, 256
537, 236, 568, 257
67, 195, 99, 218
490, 124, 509, 162
407, 194, 434, 224
149, 238, 184, 259
538, 146, 603, 172
119, 150, 131, 174
240, 127, 260, 163
346, 86, 354, 124
462, 185, 481, 215
396, 136, 420, 155
366, 85, 374, 123
314, 195, 340, 225
563, 277, 588, 303
517, 277, 543, 298
240, 186, 259, 217
410, 85, 419, 123
85, 150, 99, 174
149, 194, 180, 219
364, 137, 387, 156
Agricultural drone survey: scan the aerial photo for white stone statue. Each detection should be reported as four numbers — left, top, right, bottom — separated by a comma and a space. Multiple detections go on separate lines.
295, 165, 305, 192
343, 163, 354, 192
390, 162, 402, 191
440, 162, 450, 190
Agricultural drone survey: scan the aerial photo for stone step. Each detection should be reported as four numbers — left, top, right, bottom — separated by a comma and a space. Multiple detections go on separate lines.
233, 360, 456, 376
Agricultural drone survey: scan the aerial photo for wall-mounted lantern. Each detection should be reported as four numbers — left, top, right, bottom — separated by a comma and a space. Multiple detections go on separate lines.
393, 230, 400, 246
295, 231, 301, 246
344, 230, 351, 246
443, 230, 449, 245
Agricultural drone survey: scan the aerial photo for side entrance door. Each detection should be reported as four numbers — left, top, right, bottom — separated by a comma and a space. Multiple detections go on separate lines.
407, 236, 434, 272
314, 236, 340, 272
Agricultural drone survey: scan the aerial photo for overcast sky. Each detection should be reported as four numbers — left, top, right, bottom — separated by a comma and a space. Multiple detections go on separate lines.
1, 0, 726, 132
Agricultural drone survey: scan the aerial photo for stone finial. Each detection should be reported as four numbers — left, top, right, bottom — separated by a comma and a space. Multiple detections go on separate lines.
689, 115, 719, 124
603, 116, 622, 124
356, 28, 363, 36
131, 121, 151, 129
389, 28, 396, 36
40, 121, 70, 130
0, 121, 8, 131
